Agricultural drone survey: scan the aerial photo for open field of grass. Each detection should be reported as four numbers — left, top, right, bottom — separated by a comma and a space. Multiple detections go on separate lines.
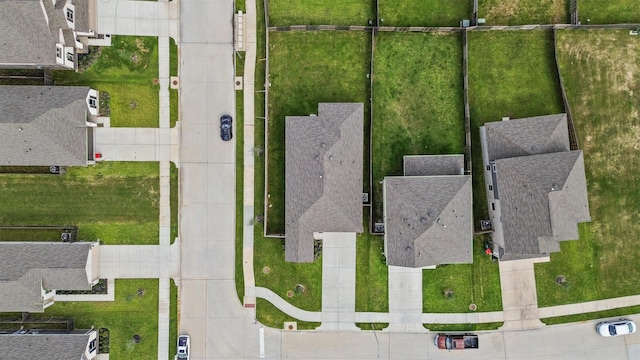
534, 29, 640, 306
478, 0, 568, 25
266, 31, 370, 235
372, 32, 465, 223
423, 236, 502, 313
0, 162, 159, 245
43, 279, 159, 359
580, 1, 640, 24
468, 29, 563, 222
53, 36, 160, 127
379, 0, 471, 27
267, 0, 373, 26
355, 221, 388, 313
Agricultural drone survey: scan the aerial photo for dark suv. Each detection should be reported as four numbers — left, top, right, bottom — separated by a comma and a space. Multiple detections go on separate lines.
220, 114, 233, 141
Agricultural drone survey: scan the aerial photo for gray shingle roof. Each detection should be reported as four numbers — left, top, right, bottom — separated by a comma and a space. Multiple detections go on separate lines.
0, 0, 57, 66
484, 114, 570, 161
481, 114, 591, 261
0, 333, 92, 360
496, 151, 590, 259
403, 155, 464, 176
0, 242, 93, 312
384, 175, 473, 267
0, 85, 91, 166
285, 103, 364, 262
73, 0, 91, 33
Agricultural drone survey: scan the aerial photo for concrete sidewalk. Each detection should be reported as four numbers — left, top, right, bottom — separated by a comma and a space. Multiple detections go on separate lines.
255, 287, 321, 323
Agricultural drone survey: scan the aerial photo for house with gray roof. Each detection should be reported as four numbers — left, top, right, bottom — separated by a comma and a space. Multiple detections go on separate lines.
0, 85, 100, 166
285, 103, 364, 262
0, 330, 97, 360
0, 0, 99, 69
480, 114, 591, 261
383, 155, 473, 268
0, 242, 100, 312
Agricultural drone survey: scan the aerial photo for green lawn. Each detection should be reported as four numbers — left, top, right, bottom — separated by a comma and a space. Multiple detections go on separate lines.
423, 236, 502, 313
170, 162, 178, 244
0, 162, 159, 245
266, 31, 370, 234
53, 36, 160, 127
478, 0, 568, 25
542, 305, 640, 325
235, 52, 246, 304
256, 299, 320, 329
355, 223, 388, 313
168, 280, 178, 360
43, 279, 159, 359
267, 0, 374, 26
468, 29, 563, 222
379, 0, 471, 27
372, 32, 465, 223
425, 322, 503, 331
580, 0, 640, 24
535, 29, 640, 306
170, 37, 179, 128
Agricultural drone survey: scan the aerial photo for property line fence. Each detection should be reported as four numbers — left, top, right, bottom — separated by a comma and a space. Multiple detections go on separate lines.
462, 30, 472, 175
552, 28, 580, 151
268, 23, 640, 33
570, 0, 579, 25
368, 28, 376, 234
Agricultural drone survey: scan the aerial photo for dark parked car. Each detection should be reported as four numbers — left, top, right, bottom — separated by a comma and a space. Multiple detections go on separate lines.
220, 114, 233, 141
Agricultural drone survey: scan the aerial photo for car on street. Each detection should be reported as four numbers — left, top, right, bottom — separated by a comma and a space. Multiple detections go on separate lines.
596, 319, 636, 337
220, 114, 233, 141
177, 334, 190, 359
435, 334, 479, 350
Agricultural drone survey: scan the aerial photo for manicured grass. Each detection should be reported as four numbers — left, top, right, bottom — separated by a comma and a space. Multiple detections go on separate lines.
379, 0, 471, 27
170, 162, 178, 244
478, 0, 568, 25
256, 299, 320, 330
535, 29, 640, 306
355, 222, 388, 313
372, 32, 465, 222
468, 29, 563, 222
53, 36, 160, 127
43, 279, 159, 359
266, 31, 370, 234
170, 37, 179, 128
580, 1, 640, 24
267, 0, 374, 26
423, 236, 502, 313
168, 279, 178, 360
235, 52, 246, 303
542, 305, 640, 325
0, 162, 159, 245
425, 322, 503, 331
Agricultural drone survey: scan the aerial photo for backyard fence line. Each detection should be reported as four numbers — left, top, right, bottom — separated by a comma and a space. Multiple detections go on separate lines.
263, 0, 272, 238
462, 29, 472, 175
552, 28, 580, 151
472, 0, 478, 26
268, 23, 640, 33
368, 29, 376, 235
570, 0, 579, 25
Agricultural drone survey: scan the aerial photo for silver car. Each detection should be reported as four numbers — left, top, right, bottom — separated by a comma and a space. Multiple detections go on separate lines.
177, 334, 190, 359
596, 319, 636, 337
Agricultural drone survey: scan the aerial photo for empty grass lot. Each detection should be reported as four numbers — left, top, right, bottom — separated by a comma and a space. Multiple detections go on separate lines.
478, 0, 568, 25
372, 32, 465, 223
423, 236, 502, 313
43, 279, 159, 359
379, 0, 471, 27
355, 221, 388, 314
467, 30, 563, 222
535, 29, 640, 306
267, 0, 374, 26
266, 31, 370, 235
580, 1, 640, 24
53, 36, 160, 127
0, 162, 159, 245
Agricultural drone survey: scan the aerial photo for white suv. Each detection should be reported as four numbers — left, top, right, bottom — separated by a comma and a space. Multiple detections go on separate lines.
177, 335, 190, 359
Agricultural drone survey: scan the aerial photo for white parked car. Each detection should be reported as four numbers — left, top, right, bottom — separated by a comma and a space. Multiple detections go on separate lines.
596, 319, 636, 337
177, 335, 190, 359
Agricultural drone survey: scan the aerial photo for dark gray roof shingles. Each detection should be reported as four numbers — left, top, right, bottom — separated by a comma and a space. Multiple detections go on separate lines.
403, 155, 464, 176
0, 333, 91, 360
285, 103, 364, 262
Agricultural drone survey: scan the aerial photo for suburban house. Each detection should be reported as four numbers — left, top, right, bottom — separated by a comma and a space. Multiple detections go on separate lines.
0, 85, 100, 167
383, 155, 473, 268
0, 242, 100, 312
480, 114, 591, 261
284, 103, 364, 262
0, 329, 98, 360
0, 0, 101, 69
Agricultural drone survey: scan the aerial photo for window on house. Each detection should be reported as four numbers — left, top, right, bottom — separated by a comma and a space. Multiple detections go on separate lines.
488, 185, 493, 191
491, 203, 495, 211
89, 96, 97, 108
66, 52, 73, 62
56, 47, 62, 58
89, 339, 97, 353
66, 8, 74, 22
